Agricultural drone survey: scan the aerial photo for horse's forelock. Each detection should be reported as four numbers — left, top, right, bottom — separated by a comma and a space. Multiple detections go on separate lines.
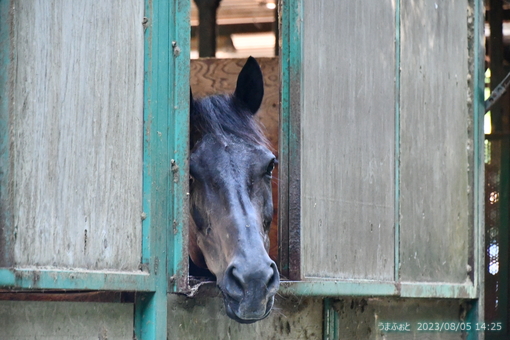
191, 94, 269, 148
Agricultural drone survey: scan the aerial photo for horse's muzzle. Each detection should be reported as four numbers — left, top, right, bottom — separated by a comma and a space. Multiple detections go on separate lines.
223, 294, 275, 324
219, 259, 280, 323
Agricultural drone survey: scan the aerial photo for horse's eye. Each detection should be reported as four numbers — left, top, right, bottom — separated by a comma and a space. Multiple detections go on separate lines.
265, 158, 277, 177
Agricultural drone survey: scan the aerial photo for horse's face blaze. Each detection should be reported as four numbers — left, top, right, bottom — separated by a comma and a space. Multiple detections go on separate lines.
189, 57, 280, 323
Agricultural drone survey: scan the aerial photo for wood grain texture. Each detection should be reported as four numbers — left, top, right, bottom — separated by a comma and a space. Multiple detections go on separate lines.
190, 57, 280, 260
300, 0, 396, 280
399, 0, 470, 283
10, 1, 144, 270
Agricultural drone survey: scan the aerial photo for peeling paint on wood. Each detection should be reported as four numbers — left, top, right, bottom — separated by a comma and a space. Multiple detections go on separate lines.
0, 267, 154, 291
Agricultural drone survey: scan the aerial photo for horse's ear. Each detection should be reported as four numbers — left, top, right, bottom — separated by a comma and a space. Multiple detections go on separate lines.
234, 56, 264, 115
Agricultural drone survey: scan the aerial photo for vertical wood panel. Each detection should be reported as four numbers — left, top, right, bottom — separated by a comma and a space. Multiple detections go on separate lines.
0, 0, 14, 268
301, 0, 396, 280
399, 0, 470, 282
11, 1, 144, 270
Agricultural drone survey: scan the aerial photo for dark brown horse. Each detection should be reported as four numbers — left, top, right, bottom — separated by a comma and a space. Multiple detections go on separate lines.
189, 57, 280, 323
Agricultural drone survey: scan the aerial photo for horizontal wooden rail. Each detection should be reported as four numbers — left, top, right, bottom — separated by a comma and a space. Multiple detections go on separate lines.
0, 268, 155, 292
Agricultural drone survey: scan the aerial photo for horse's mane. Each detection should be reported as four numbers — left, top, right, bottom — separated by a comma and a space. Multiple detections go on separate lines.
191, 94, 268, 148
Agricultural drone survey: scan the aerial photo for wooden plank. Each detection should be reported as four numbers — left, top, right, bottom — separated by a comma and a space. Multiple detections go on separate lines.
279, 0, 302, 280
169, 0, 192, 293
0, 268, 154, 291
300, 0, 396, 280
399, 282, 476, 299
399, 0, 471, 283
280, 280, 399, 297
0, 301, 133, 339
279, 280, 475, 299
0, 291, 130, 303
0, 0, 14, 268
166, 284, 323, 340
10, 1, 144, 271
190, 58, 280, 261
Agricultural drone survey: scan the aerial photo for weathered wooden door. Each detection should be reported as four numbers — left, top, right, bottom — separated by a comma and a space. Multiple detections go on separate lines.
2, 0, 145, 275
279, 0, 485, 336
0, 1, 189, 338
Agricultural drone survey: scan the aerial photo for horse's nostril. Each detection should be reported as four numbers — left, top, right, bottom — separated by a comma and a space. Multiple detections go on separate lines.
225, 266, 245, 299
224, 261, 280, 300
266, 262, 280, 292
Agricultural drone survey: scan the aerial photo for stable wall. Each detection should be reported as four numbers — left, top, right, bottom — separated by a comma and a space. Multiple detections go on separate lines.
167, 285, 323, 340
332, 298, 469, 340
0, 295, 475, 339
0, 301, 133, 340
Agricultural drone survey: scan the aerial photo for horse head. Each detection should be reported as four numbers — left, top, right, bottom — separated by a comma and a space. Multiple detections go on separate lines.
189, 57, 280, 323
